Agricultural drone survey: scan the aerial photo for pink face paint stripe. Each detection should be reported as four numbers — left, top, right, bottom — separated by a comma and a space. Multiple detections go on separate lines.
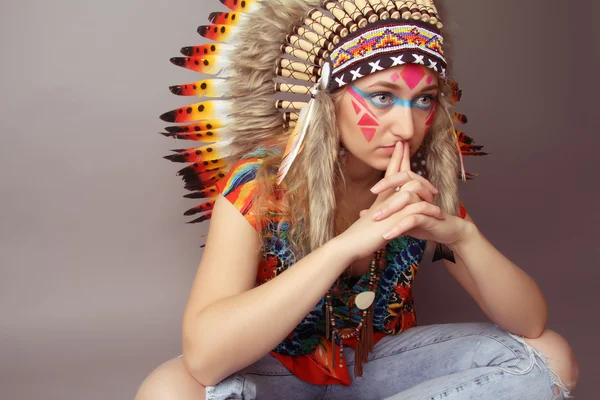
401, 64, 425, 90
347, 86, 377, 119
348, 85, 380, 142
426, 76, 433, 84
391, 72, 401, 83
424, 103, 436, 137
425, 103, 436, 126
351, 100, 361, 115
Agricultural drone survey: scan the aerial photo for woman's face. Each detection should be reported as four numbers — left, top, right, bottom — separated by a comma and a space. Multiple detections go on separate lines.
336, 64, 439, 171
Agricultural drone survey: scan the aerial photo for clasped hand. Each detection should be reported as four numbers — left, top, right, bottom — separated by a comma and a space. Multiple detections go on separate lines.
341, 142, 470, 260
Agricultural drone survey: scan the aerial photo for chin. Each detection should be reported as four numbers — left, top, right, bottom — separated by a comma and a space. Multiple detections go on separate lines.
370, 159, 389, 171
349, 150, 390, 172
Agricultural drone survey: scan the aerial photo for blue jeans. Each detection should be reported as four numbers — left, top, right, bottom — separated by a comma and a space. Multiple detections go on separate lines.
193, 322, 572, 399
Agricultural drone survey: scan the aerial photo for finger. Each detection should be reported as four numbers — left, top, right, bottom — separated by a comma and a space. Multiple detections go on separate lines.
371, 172, 410, 194
385, 141, 403, 178
382, 203, 444, 240
382, 214, 428, 240
373, 185, 435, 221
400, 201, 445, 220
408, 171, 438, 194
400, 141, 411, 173
373, 190, 414, 221
359, 209, 368, 218
371, 170, 438, 195
401, 180, 436, 204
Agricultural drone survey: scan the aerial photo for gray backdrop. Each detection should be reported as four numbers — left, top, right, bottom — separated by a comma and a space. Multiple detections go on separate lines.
0, 0, 597, 399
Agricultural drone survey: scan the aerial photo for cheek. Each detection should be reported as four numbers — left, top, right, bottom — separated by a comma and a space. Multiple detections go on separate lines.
356, 111, 379, 142
347, 87, 380, 142
424, 103, 436, 135
425, 103, 436, 126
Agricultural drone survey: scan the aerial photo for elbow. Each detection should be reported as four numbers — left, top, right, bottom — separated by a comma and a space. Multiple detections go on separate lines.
182, 312, 220, 386
530, 292, 549, 338
182, 343, 223, 387
183, 359, 221, 387
531, 303, 549, 339
182, 329, 230, 387
522, 297, 549, 339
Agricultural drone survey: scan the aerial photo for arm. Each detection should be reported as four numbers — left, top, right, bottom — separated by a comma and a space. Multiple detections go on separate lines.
182, 195, 352, 386
445, 211, 548, 339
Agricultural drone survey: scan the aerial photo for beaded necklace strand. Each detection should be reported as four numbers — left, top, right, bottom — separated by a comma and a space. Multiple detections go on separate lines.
325, 248, 385, 377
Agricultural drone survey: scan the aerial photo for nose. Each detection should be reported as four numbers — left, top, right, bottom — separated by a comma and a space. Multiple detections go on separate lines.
388, 106, 414, 141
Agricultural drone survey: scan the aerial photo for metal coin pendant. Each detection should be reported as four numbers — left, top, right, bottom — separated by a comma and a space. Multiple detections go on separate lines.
355, 291, 375, 310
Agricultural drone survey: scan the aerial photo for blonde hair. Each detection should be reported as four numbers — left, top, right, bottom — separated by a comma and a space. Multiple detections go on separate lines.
247, 82, 460, 259
253, 91, 341, 256
222, 0, 460, 256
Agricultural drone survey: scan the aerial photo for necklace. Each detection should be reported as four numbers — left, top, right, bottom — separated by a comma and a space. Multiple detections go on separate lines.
325, 248, 385, 377
336, 264, 360, 288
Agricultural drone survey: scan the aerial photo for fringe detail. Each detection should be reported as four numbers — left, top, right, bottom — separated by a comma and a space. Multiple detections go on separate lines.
354, 304, 375, 377
366, 307, 374, 351
432, 242, 456, 263
354, 336, 363, 377
331, 330, 336, 368
325, 298, 331, 340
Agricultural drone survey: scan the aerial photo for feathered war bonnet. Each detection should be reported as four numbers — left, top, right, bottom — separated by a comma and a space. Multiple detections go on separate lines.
160, 0, 487, 258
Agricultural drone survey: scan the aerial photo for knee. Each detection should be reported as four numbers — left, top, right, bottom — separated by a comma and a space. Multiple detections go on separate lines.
135, 356, 206, 400
523, 329, 580, 392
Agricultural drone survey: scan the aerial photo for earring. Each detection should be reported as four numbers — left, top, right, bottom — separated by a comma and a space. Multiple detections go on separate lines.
338, 143, 347, 166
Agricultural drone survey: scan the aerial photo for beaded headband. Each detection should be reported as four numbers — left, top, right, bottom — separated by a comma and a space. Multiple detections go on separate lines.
327, 19, 446, 91
160, 0, 486, 224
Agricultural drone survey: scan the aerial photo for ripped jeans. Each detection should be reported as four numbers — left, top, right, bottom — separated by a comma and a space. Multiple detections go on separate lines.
190, 322, 573, 399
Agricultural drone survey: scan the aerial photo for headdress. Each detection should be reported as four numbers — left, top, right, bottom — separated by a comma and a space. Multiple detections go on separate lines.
160, 0, 486, 227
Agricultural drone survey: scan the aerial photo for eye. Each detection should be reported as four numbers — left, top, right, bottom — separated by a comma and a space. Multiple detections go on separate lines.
369, 92, 394, 107
413, 94, 435, 109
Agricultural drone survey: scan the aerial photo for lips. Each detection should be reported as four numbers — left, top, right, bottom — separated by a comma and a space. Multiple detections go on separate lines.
376, 144, 397, 154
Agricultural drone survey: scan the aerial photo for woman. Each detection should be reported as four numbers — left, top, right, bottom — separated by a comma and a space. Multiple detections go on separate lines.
137, 0, 578, 398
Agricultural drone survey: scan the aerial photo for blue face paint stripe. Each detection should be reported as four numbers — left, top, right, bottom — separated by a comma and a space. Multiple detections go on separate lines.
350, 84, 432, 111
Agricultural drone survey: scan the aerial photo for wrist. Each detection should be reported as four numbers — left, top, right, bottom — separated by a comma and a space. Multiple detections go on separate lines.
328, 233, 359, 265
447, 219, 480, 255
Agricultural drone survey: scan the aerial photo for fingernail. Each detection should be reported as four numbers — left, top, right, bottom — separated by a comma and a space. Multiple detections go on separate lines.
382, 231, 394, 240
370, 185, 380, 193
373, 210, 382, 220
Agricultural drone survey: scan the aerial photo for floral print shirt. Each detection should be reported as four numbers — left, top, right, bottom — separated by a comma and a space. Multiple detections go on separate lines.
215, 148, 467, 385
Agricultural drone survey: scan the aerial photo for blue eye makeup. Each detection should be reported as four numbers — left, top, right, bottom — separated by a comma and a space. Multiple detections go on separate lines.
351, 85, 435, 111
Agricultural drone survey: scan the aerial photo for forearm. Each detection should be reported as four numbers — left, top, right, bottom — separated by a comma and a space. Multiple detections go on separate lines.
449, 223, 548, 338
185, 236, 351, 386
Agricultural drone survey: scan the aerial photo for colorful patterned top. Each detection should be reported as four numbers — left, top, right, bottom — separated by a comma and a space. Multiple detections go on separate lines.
215, 148, 467, 386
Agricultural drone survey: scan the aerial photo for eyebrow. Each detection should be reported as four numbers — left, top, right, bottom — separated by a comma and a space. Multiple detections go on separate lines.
366, 81, 439, 93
